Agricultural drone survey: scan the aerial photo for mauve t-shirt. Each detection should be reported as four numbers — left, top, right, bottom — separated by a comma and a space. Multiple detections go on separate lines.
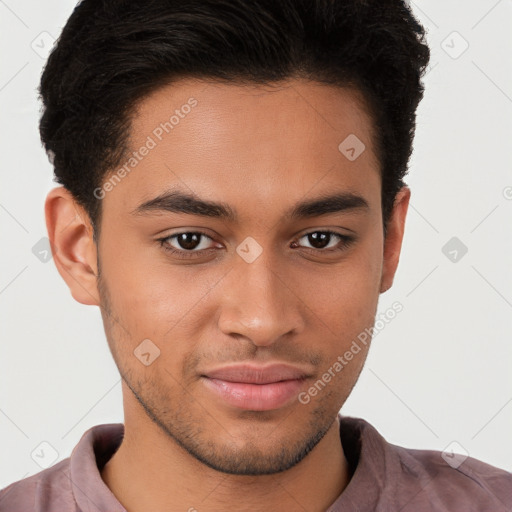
0, 415, 510, 511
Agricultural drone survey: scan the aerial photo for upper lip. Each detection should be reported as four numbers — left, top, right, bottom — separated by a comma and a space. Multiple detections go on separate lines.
202, 363, 311, 384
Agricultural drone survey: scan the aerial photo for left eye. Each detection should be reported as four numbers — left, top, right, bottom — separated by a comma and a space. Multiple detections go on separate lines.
295, 230, 350, 251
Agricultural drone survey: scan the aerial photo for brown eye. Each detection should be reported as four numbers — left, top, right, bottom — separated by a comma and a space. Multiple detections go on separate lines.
157, 231, 218, 259
304, 232, 332, 249
293, 230, 354, 252
171, 232, 208, 251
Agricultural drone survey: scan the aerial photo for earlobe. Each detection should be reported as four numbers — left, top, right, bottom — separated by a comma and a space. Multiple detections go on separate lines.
45, 186, 100, 306
379, 186, 411, 294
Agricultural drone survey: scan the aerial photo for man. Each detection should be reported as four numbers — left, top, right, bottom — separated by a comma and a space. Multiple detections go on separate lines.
1, 0, 510, 510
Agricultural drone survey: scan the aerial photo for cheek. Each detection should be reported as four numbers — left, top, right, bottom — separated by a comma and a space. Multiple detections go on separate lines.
298, 240, 382, 341
99, 238, 226, 354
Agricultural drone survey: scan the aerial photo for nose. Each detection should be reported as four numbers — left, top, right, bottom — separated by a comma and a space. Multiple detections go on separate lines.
217, 245, 305, 347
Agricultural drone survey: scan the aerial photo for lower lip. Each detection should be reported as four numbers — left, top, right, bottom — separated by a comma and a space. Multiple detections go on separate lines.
202, 377, 305, 411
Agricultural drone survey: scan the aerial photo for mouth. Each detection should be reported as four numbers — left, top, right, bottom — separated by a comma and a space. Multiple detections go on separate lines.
200, 363, 311, 411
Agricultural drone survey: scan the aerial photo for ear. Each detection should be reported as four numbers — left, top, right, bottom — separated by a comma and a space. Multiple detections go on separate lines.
45, 186, 100, 305
379, 186, 410, 294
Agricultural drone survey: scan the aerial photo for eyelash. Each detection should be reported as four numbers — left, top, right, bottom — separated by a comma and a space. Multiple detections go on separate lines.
156, 230, 355, 260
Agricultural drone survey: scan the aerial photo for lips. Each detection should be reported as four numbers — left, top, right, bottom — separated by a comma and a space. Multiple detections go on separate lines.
201, 363, 310, 411
203, 364, 309, 384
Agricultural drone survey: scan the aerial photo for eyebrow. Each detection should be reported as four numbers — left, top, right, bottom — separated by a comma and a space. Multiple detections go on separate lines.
130, 189, 369, 222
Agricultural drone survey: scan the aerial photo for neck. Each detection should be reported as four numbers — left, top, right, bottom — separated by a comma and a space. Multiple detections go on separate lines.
101, 392, 349, 512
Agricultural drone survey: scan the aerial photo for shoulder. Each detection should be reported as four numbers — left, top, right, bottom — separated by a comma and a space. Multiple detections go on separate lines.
0, 423, 124, 512
0, 458, 76, 511
392, 442, 512, 509
337, 416, 512, 511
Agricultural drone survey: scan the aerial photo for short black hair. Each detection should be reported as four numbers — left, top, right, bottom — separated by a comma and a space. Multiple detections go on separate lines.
38, 0, 430, 242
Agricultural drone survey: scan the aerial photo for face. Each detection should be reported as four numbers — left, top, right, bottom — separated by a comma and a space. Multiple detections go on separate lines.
48, 77, 409, 475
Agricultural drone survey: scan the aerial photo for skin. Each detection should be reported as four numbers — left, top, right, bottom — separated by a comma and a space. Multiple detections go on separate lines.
45, 78, 410, 512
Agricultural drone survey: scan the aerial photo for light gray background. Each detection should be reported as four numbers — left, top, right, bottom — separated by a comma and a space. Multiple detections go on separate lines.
1, 0, 511, 488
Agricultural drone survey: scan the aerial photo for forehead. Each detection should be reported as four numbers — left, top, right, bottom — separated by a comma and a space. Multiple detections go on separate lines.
105, 77, 380, 217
